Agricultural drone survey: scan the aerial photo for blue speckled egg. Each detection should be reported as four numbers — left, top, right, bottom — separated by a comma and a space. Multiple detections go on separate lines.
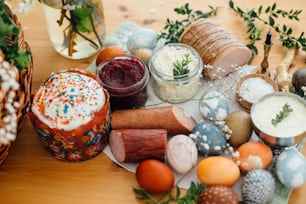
127, 28, 158, 54
242, 169, 275, 204
189, 122, 226, 156
276, 148, 306, 189
199, 91, 230, 121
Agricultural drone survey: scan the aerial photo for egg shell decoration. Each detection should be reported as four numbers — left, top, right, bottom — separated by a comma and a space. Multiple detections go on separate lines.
199, 91, 230, 122
127, 28, 158, 55
276, 148, 306, 189
198, 185, 239, 204
166, 134, 198, 174
292, 68, 306, 98
233, 141, 273, 173
225, 110, 252, 148
242, 169, 275, 204
190, 122, 226, 156
197, 156, 240, 186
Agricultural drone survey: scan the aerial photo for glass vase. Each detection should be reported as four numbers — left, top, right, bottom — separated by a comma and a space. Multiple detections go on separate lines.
41, 0, 106, 60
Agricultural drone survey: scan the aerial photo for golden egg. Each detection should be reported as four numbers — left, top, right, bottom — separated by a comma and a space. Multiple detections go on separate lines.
197, 156, 240, 186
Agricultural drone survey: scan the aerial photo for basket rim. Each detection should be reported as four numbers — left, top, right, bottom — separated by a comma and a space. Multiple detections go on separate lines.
0, 4, 34, 165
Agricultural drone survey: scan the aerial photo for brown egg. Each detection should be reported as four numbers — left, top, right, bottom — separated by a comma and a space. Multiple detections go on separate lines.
225, 110, 252, 148
198, 185, 239, 204
233, 141, 273, 173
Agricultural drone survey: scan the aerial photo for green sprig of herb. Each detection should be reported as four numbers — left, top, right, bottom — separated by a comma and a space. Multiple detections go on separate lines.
133, 181, 204, 204
0, 1, 31, 70
157, 3, 219, 44
271, 103, 293, 126
173, 53, 192, 77
229, 0, 306, 64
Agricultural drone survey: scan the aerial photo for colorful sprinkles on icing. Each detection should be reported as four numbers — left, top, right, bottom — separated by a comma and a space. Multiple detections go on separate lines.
32, 71, 105, 131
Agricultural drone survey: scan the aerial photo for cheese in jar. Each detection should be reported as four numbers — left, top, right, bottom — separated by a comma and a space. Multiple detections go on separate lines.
149, 43, 203, 103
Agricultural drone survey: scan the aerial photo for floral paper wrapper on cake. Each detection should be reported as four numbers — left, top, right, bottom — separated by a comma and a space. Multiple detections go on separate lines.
29, 69, 110, 162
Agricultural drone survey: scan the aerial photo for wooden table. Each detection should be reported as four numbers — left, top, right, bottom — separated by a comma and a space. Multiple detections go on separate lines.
1, 0, 305, 203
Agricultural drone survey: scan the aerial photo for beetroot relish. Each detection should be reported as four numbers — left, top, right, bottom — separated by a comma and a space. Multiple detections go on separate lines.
98, 58, 144, 88
97, 56, 149, 111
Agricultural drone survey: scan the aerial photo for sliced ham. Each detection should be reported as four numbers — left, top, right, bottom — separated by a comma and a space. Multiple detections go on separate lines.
209, 46, 251, 78
180, 18, 251, 79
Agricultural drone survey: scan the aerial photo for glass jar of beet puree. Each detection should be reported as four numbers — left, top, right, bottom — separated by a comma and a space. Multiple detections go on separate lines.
97, 55, 149, 111
149, 43, 203, 103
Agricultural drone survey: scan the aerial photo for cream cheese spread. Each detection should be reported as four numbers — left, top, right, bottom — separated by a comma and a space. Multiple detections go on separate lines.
252, 94, 306, 138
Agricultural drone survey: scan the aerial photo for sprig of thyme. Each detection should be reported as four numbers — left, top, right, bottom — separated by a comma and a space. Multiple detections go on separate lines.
173, 53, 192, 77
157, 3, 219, 44
229, 0, 306, 64
133, 181, 204, 204
271, 103, 293, 126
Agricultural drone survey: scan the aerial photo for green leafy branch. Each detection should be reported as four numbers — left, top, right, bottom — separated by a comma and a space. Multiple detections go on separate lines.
173, 53, 192, 77
229, 0, 306, 64
157, 3, 219, 44
133, 181, 204, 204
0, 1, 31, 70
271, 103, 293, 126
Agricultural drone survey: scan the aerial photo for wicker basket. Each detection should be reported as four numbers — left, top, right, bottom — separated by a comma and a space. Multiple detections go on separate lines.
0, 5, 33, 165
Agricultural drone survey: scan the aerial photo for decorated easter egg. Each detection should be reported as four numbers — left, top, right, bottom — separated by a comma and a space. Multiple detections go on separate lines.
233, 141, 273, 173
276, 148, 306, 189
190, 122, 226, 156
197, 156, 240, 186
198, 185, 239, 204
242, 169, 275, 204
225, 110, 252, 147
167, 134, 198, 174
127, 28, 158, 54
199, 91, 230, 121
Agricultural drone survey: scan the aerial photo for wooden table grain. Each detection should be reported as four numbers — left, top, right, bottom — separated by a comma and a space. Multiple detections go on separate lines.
1, 0, 306, 203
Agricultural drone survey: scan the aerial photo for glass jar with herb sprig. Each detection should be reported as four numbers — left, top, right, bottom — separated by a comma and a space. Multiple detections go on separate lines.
149, 43, 203, 103
41, 0, 105, 59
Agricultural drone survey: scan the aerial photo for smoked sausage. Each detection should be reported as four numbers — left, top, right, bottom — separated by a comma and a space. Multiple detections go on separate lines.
110, 106, 196, 135
109, 129, 167, 163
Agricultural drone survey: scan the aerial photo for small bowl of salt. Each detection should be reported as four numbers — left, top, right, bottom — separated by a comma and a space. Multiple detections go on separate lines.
236, 73, 279, 111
